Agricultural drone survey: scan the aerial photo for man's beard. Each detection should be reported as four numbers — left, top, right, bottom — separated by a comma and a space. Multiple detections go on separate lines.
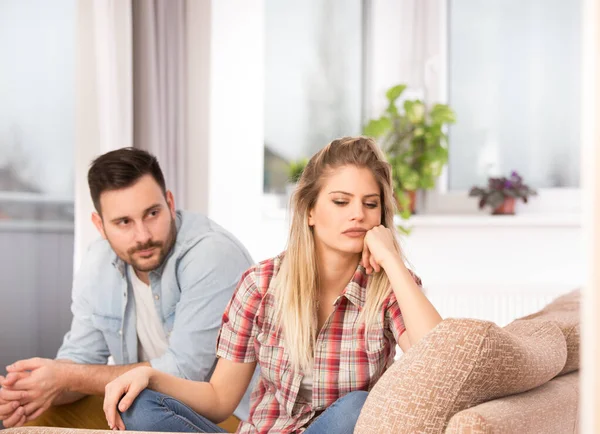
126, 218, 177, 272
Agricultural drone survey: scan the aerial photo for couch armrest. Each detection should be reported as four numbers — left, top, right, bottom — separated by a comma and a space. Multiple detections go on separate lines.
355, 318, 567, 434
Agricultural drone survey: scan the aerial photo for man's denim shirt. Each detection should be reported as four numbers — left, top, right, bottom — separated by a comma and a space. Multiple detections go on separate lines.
57, 210, 255, 419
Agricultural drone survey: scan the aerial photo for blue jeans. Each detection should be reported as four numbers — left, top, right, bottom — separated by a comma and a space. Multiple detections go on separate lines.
120, 389, 368, 433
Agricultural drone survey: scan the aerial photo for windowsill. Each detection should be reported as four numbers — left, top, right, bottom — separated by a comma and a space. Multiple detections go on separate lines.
261, 195, 581, 228
0, 220, 75, 232
402, 213, 582, 228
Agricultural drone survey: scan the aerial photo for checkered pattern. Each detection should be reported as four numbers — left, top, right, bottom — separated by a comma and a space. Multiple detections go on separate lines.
217, 254, 419, 433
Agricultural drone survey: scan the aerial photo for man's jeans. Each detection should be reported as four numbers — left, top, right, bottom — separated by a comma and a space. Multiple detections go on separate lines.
121, 389, 368, 433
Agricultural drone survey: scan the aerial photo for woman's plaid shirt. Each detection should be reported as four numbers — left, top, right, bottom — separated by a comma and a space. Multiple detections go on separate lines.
216, 254, 421, 433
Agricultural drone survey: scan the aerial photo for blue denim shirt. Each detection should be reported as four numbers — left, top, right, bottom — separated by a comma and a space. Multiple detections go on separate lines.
57, 210, 255, 419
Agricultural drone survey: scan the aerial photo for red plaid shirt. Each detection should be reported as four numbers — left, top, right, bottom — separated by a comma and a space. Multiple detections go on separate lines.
216, 254, 420, 433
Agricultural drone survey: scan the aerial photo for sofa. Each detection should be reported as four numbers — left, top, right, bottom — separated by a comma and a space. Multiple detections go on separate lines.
3, 290, 580, 434
355, 288, 580, 433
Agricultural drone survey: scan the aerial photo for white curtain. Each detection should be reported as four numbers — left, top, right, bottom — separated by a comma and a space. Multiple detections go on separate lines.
132, 0, 187, 208
74, 0, 133, 269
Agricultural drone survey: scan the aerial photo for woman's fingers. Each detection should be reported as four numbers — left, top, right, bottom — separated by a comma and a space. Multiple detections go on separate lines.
104, 383, 126, 430
370, 254, 380, 273
117, 381, 145, 414
362, 243, 372, 274
109, 412, 125, 431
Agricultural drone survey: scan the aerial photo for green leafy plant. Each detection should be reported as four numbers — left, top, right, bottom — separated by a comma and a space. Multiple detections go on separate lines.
469, 171, 537, 212
363, 84, 456, 219
288, 158, 308, 184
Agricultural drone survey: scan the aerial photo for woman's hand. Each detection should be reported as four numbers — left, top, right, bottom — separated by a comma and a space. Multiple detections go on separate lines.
103, 366, 153, 431
362, 225, 403, 274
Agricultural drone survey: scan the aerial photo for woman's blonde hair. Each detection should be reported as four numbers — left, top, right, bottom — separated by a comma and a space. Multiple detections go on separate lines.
275, 136, 401, 372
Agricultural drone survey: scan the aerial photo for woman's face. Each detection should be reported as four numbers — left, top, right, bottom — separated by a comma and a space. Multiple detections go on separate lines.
308, 165, 382, 257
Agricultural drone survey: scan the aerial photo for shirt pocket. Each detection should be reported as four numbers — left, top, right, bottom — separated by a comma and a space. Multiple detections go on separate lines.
256, 330, 289, 387
256, 330, 304, 416
91, 313, 123, 362
365, 330, 391, 386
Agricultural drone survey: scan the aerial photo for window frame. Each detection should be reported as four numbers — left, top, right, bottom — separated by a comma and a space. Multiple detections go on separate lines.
422, 0, 582, 216
262, 0, 583, 217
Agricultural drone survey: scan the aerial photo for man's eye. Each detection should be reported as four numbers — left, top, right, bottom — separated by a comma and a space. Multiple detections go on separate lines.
119, 219, 130, 226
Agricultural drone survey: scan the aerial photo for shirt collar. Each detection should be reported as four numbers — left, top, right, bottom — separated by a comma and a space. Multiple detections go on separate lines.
340, 264, 369, 308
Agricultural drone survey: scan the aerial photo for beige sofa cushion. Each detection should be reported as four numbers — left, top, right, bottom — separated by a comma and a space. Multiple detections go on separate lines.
515, 289, 580, 375
355, 318, 567, 434
2, 430, 190, 434
445, 371, 579, 434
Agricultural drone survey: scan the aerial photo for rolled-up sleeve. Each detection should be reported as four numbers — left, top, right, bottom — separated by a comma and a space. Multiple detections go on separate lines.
216, 268, 262, 363
151, 233, 253, 380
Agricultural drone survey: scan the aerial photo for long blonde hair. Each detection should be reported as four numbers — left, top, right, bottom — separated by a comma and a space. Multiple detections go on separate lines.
275, 136, 401, 372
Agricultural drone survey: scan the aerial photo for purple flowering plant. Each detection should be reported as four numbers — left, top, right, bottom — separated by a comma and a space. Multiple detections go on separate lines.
469, 171, 537, 211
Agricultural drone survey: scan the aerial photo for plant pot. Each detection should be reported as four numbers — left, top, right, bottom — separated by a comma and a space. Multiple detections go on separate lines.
395, 190, 417, 215
492, 197, 516, 215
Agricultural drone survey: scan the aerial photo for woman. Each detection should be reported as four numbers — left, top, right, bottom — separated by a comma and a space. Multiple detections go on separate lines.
103, 136, 443, 433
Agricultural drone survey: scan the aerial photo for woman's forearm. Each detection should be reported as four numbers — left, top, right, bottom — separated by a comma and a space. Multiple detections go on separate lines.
148, 370, 227, 423
384, 256, 443, 345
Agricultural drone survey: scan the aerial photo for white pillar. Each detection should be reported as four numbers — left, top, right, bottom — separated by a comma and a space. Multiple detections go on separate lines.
74, 0, 132, 269
186, 0, 265, 258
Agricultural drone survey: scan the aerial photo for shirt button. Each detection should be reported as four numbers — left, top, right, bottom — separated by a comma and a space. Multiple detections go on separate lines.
118, 329, 123, 335
154, 294, 160, 300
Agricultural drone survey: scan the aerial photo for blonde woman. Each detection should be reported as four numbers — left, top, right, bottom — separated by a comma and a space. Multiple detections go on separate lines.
103, 137, 443, 433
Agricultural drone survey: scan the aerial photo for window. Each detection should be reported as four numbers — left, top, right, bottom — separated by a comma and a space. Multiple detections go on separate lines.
447, 0, 581, 191
0, 0, 75, 368
263, 0, 365, 194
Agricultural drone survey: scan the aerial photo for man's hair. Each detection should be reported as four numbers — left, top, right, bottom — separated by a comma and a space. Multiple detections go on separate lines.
88, 147, 166, 214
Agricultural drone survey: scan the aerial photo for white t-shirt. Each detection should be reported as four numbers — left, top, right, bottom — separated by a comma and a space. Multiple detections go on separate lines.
129, 266, 169, 361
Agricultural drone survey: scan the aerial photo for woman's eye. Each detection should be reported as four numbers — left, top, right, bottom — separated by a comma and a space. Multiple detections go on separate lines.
333, 200, 348, 206
365, 202, 379, 209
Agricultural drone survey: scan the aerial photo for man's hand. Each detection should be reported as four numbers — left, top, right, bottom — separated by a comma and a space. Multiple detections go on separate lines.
0, 373, 31, 428
4, 358, 66, 423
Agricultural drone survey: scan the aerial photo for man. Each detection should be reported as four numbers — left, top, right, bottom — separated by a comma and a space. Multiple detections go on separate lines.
0, 148, 253, 431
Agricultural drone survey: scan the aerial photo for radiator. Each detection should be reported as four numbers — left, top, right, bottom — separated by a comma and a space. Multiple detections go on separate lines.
426, 286, 570, 327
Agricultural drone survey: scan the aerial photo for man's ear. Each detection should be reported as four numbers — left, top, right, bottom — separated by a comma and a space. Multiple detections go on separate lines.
91, 212, 107, 239
166, 190, 176, 218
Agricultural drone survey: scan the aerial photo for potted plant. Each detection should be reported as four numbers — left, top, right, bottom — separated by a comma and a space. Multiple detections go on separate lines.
363, 84, 456, 219
285, 158, 308, 204
288, 158, 308, 184
469, 171, 537, 215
